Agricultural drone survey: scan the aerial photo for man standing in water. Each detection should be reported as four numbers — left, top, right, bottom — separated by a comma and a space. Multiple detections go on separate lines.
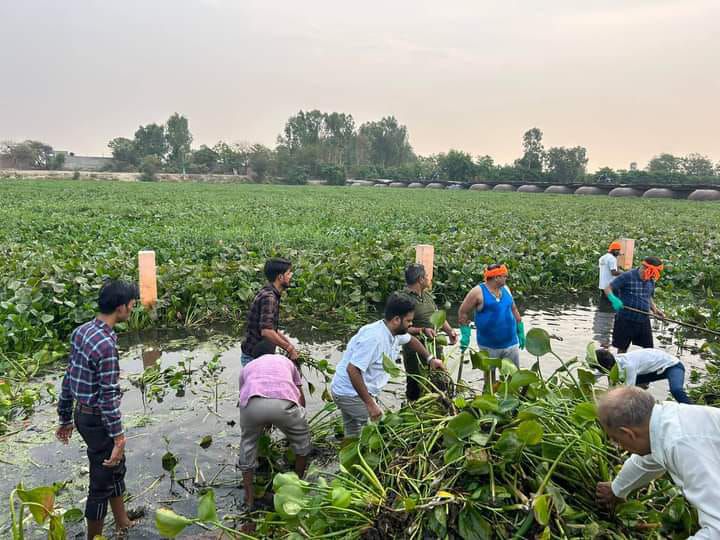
604, 256, 665, 353
594, 241, 623, 346
400, 263, 457, 401
56, 280, 140, 539
241, 258, 299, 365
331, 293, 445, 438
458, 263, 525, 378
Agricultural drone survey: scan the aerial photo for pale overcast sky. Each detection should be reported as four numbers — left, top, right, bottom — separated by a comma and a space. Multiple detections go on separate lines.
1, 0, 718, 170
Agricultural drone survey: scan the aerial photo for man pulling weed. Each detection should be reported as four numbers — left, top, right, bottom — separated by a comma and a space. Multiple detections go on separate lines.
604, 256, 665, 353
238, 345, 311, 510
400, 263, 457, 402
595, 348, 692, 404
56, 280, 140, 540
596, 386, 720, 539
241, 257, 298, 366
331, 293, 445, 439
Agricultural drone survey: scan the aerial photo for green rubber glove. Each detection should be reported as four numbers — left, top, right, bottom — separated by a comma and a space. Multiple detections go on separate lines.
517, 320, 526, 350
606, 292, 624, 312
460, 325, 471, 352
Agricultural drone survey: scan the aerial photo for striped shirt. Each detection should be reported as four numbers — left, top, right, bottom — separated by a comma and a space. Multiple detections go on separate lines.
57, 318, 124, 437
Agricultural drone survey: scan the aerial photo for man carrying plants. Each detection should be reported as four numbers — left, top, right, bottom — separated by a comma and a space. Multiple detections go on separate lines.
594, 240, 623, 346
595, 347, 692, 404
56, 280, 140, 539
458, 263, 525, 376
238, 343, 311, 510
596, 386, 720, 538
400, 263, 457, 402
330, 293, 445, 439
241, 257, 299, 366
603, 256, 665, 353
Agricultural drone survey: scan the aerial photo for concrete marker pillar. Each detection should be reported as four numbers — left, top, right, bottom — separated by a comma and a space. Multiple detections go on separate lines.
415, 244, 435, 287
138, 250, 158, 308
618, 238, 635, 270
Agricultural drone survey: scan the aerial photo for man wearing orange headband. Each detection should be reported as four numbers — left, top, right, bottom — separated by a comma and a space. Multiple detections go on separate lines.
595, 241, 624, 346
458, 263, 525, 385
603, 256, 666, 353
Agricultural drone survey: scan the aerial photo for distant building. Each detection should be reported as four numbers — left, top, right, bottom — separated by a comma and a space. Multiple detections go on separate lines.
57, 151, 115, 171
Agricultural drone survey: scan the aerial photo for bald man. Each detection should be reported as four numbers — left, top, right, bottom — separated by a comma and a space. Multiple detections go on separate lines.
595, 387, 720, 539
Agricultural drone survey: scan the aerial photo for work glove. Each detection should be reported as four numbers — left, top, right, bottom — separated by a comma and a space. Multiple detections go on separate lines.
606, 292, 624, 312
517, 320, 526, 350
460, 325, 471, 352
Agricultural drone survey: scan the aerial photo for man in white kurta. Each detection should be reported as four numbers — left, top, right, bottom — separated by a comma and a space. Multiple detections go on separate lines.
596, 386, 720, 539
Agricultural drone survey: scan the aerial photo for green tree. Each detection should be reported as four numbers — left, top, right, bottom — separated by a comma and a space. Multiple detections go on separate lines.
438, 150, 475, 181
134, 123, 168, 160
358, 116, 414, 168
544, 146, 588, 183
139, 155, 162, 181
593, 166, 618, 184
108, 137, 139, 169
475, 155, 495, 180
248, 144, 274, 180
516, 128, 544, 171
681, 153, 715, 176
1, 140, 55, 169
189, 145, 219, 173
213, 141, 249, 174
647, 153, 681, 174
166, 113, 192, 171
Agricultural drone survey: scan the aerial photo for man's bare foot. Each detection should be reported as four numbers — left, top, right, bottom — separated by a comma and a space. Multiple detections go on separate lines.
116, 519, 138, 539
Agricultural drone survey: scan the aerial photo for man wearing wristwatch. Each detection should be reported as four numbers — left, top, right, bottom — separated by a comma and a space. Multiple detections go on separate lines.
331, 293, 445, 439
241, 258, 298, 365
56, 280, 138, 539
400, 263, 457, 401
458, 263, 525, 386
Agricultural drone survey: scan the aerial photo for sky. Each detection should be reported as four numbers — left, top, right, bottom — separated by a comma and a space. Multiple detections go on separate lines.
1, 0, 718, 170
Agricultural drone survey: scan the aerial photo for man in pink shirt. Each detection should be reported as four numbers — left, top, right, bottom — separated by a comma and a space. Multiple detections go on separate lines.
238, 353, 311, 509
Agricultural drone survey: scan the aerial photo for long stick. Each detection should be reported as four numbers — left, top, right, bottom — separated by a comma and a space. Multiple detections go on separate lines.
623, 306, 720, 337
456, 349, 465, 385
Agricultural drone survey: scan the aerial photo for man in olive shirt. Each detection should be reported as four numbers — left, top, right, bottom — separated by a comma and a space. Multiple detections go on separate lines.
401, 264, 457, 401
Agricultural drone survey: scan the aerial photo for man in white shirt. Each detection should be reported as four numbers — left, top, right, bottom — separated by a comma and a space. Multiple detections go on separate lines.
595, 348, 692, 404
596, 387, 720, 539
331, 293, 445, 438
593, 241, 623, 346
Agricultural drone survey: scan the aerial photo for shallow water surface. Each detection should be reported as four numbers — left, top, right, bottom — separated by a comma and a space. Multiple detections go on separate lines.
0, 297, 705, 539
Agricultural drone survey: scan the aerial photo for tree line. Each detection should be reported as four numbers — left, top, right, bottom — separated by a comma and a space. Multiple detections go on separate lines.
2, 112, 719, 185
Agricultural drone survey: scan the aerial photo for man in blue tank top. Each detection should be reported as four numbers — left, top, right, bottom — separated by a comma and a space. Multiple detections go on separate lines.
458, 263, 525, 383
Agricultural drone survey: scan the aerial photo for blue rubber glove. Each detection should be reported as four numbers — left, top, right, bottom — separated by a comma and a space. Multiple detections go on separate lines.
460, 325, 471, 352
517, 320, 526, 350
606, 292, 624, 312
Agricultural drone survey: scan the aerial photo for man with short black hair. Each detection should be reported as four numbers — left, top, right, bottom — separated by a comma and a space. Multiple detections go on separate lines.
241, 258, 298, 365
400, 263, 457, 401
595, 348, 692, 404
331, 293, 445, 438
604, 256, 666, 353
56, 279, 139, 539
596, 387, 720, 539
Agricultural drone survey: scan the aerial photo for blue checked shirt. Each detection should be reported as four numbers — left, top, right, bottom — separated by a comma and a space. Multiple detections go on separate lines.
610, 268, 655, 322
57, 319, 124, 438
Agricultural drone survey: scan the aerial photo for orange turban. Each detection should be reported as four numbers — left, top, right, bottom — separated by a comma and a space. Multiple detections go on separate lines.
484, 264, 508, 279
608, 241, 621, 252
641, 260, 663, 281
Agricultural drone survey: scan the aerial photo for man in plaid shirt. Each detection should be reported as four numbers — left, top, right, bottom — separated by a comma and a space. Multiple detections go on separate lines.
240, 258, 299, 365
603, 256, 666, 353
56, 280, 139, 539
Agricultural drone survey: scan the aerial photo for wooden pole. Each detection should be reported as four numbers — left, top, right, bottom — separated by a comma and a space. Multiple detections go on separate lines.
617, 238, 635, 270
138, 250, 158, 308
415, 244, 435, 287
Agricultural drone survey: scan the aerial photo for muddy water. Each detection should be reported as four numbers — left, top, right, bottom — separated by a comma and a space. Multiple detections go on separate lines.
0, 297, 706, 539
